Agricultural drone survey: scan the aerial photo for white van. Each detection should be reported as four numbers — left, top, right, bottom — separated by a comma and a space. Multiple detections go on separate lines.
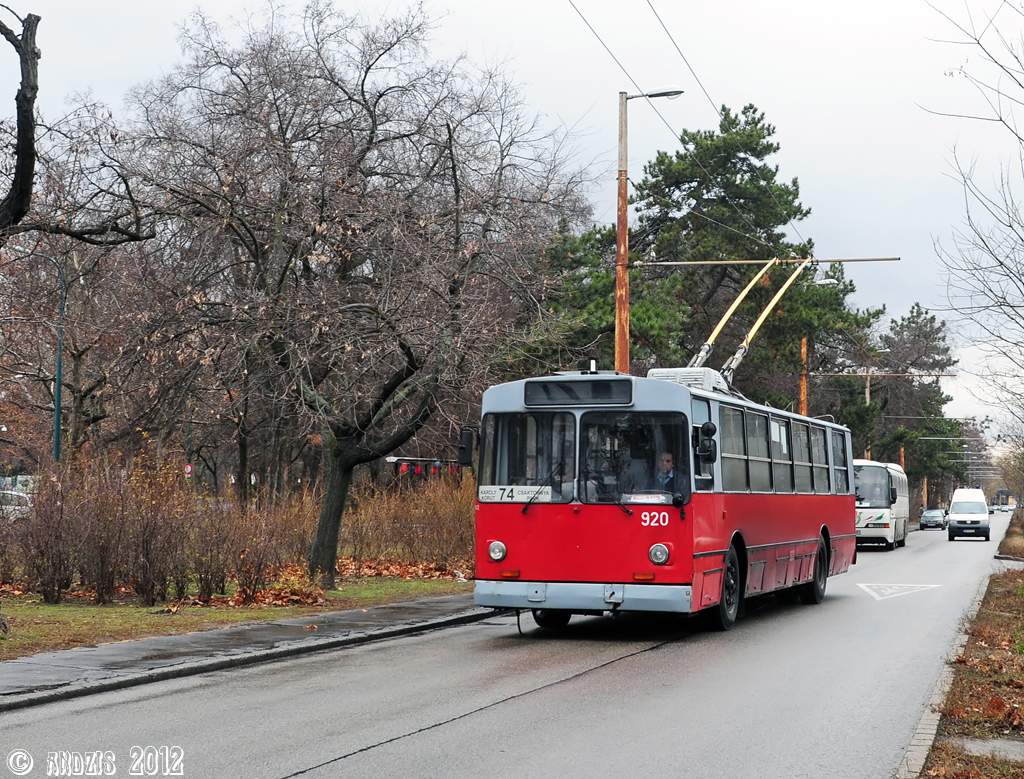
946, 487, 991, 541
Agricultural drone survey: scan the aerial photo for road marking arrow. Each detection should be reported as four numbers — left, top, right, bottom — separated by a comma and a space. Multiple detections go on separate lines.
856, 583, 942, 601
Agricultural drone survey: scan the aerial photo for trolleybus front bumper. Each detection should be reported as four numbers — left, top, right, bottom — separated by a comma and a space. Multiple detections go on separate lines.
475, 580, 693, 614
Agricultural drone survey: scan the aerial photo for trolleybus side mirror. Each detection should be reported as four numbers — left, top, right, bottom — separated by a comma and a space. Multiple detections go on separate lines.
697, 421, 718, 464
457, 426, 475, 467
889, 486, 897, 505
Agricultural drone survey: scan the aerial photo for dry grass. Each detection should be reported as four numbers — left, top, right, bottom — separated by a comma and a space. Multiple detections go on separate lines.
923, 740, 1024, 778
997, 509, 1024, 560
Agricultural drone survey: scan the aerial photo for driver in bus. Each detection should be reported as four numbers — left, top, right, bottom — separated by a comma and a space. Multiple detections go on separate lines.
650, 452, 679, 492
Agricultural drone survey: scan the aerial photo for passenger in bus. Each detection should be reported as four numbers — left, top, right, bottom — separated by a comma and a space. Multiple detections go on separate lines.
650, 452, 679, 492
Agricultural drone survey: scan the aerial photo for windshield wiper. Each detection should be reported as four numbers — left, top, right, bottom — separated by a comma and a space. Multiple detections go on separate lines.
581, 465, 632, 515
521, 461, 562, 515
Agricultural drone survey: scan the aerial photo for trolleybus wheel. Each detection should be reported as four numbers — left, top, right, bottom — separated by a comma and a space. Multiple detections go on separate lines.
532, 609, 572, 629
711, 545, 741, 631
896, 523, 907, 548
798, 537, 828, 605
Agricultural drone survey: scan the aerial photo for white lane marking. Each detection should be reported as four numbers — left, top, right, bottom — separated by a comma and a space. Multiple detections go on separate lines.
857, 583, 942, 601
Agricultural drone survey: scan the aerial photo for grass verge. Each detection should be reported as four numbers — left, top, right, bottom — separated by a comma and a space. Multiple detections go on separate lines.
0, 568, 472, 662
921, 510, 1024, 777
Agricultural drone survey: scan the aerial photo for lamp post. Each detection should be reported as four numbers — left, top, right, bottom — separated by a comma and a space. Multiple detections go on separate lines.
615, 87, 683, 375
30, 253, 66, 462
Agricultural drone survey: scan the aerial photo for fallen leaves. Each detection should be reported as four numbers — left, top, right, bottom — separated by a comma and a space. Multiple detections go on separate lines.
937, 567, 1024, 740
335, 557, 472, 581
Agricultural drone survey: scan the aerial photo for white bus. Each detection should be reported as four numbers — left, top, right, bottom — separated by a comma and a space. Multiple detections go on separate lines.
853, 459, 910, 550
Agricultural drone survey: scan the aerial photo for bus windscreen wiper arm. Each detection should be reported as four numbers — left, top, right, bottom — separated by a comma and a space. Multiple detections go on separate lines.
521, 461, 562, 515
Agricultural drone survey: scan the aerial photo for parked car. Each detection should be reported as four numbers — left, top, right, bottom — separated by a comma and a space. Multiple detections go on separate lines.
0, 490, 32, 522
919, 508, 947, 530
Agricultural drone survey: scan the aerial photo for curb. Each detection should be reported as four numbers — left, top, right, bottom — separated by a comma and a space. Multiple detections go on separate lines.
893, 570, 992, 778
0, 607, 501, 713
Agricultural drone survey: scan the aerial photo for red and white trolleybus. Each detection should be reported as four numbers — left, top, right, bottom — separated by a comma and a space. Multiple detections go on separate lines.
466, 366, 857, 630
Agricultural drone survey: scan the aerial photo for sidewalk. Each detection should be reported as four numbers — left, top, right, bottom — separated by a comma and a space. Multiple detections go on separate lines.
0, 593, 495, 712
1, 527, 927, 713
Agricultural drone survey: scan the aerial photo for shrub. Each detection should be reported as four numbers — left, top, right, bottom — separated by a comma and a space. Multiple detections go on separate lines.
16, 468, 79, 604
124, 457, 192, 607
232, 501, 282, 606
340, 474, 474, 573
190, 497, 235, 603
5, 456, 472, 604
76, 464, 130, 605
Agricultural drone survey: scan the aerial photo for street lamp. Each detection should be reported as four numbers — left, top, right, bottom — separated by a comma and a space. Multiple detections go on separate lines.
615, 87, 683, 375
27, 253, 66, 462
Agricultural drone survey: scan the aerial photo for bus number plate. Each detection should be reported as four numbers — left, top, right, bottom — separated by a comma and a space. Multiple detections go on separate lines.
640, 511, 670, 527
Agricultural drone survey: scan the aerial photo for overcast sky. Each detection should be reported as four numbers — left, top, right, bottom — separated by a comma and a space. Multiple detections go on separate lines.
0, 0, 1014, 427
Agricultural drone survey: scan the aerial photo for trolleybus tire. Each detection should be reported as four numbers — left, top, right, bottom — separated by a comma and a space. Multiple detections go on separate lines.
896, 525, 906, 548
798, 537, 828, 605
532, 609, 572, 629
710, 545, 741, 631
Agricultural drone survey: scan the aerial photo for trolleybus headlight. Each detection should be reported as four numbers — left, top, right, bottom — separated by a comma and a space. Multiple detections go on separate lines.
488, 540, 508, 562
648, 543, 670, 565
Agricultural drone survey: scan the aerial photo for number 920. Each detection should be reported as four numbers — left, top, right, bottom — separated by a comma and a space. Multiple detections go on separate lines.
640, 511, 669, 526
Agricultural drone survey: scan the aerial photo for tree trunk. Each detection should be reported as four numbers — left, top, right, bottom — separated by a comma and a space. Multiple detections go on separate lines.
0, 13, 39, 233
308, 436, 353, 588
236, 419, 249, 503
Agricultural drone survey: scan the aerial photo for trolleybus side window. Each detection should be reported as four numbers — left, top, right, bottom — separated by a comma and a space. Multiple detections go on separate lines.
580, 411, 688, 503
792, 421, 813, 493
747, 410, 772, 492
691, 398, 714, 491
478, 412, 576, 502
721, 405, 748, 492
811, 426, 831, 494
831, 429, 851, 493
771, 418, 794, 493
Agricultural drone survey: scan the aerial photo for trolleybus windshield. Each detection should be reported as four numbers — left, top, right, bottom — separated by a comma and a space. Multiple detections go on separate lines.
580, 411, 688, 505
478, 412, 576, 503
477, 409, 688, 506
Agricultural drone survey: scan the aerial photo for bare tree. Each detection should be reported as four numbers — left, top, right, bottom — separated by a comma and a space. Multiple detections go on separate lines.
65, 2, 590, 584
933, 2, 1024, 424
